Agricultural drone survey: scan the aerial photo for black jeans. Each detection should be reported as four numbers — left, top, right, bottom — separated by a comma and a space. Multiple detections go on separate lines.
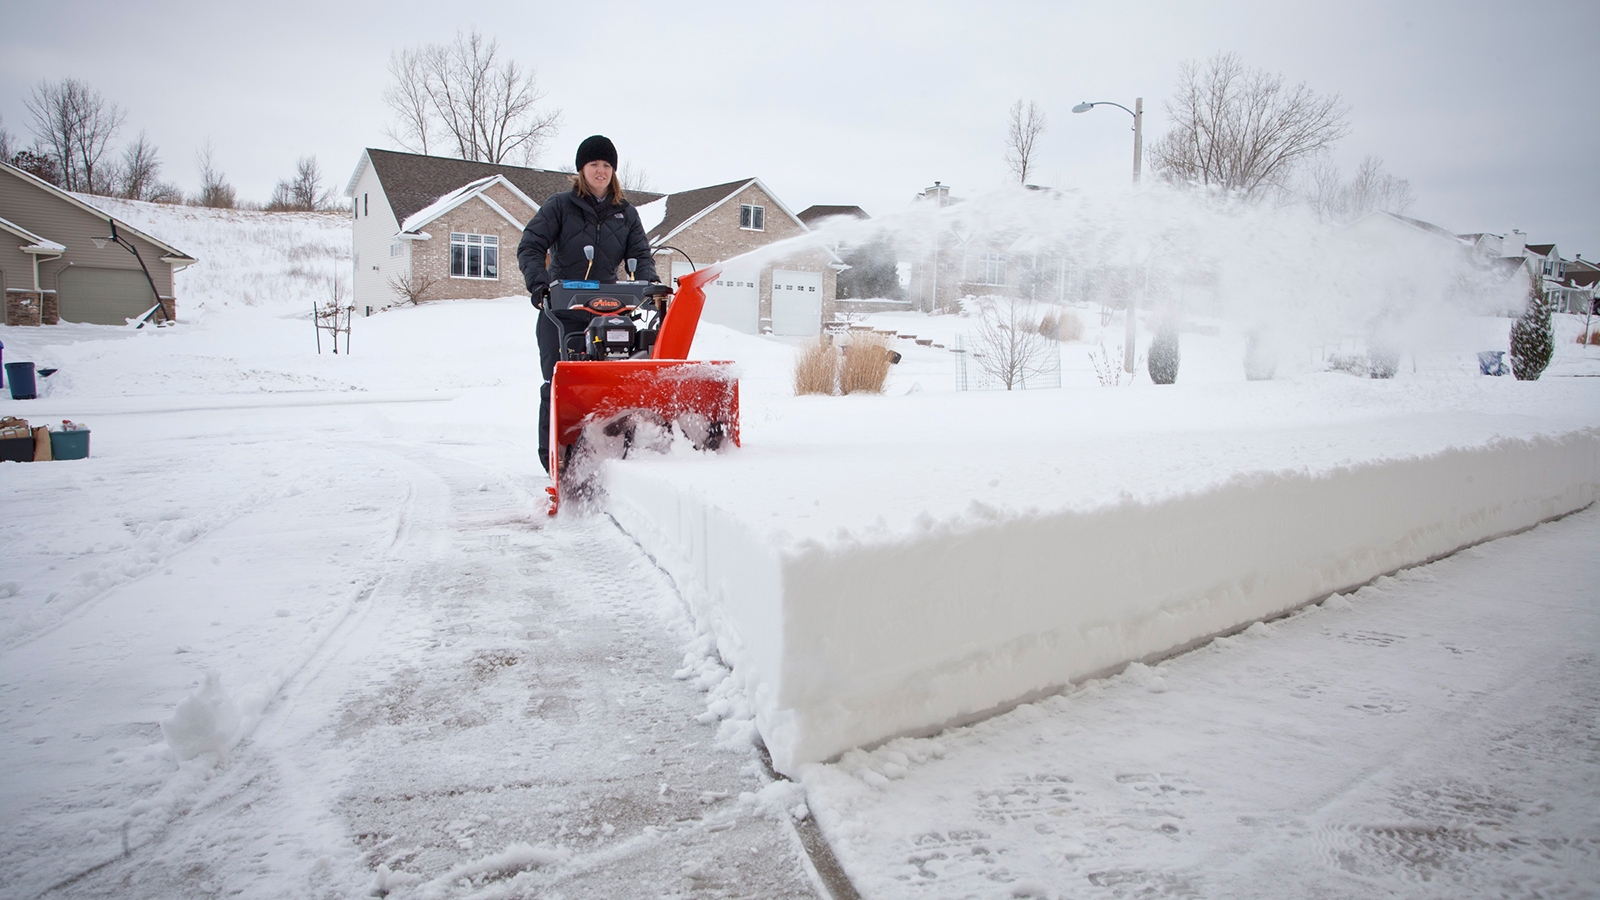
536, 310, 559, 473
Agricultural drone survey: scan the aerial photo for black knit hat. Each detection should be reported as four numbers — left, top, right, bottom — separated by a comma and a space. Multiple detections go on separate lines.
575, 135, 618, 171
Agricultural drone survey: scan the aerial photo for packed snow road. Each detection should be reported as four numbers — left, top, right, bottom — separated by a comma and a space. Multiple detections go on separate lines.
0, 393, 818, 899
802, 504, 1600, 899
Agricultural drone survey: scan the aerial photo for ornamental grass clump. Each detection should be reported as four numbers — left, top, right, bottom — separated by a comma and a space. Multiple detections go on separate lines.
840, 333, 892, 394
793, 336, 839, 395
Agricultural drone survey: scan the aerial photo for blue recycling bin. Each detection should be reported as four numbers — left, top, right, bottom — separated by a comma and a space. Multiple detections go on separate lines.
49, 429, 90, 460
5, 362, 36, 400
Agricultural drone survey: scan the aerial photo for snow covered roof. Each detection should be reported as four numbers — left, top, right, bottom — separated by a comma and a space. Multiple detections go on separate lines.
0, 215, 65, 254
397, 174, 540, 235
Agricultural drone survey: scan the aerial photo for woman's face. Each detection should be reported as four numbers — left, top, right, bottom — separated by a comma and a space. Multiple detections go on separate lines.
582, 160, 613, 197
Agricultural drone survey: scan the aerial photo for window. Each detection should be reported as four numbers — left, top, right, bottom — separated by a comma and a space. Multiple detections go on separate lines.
740, 204, 765, 231
977, 253, 1006, 286
364, 193, 368, 216
390, 242, 403, 258
449, 232, 499, 279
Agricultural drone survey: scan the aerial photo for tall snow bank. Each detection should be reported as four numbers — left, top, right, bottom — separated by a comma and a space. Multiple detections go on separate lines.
604, 383, 1600, 775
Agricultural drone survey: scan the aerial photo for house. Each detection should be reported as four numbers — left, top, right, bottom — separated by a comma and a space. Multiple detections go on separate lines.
646, 178, 838, 336
1, 160, 195, 326
1456, 228, 1595, 313
343, 148, 663, 311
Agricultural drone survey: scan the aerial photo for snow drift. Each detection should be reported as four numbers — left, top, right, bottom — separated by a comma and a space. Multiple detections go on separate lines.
606, 404, 1599, 775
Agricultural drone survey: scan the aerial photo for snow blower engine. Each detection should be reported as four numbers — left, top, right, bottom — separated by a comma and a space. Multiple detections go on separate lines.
540, 258, 738, 514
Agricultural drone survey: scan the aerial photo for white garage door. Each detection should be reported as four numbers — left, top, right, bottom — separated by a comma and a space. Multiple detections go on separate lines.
58, 266, 159, 325
676, 261, 759, 334
771, 269, 822, 336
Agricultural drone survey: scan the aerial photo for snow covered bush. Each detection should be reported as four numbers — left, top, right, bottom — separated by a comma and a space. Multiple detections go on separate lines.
794, 336, 839, 395
1244, 329, 1277, 380
1037, 308, 1084, 342
1148, 322, 1180, 384
840, 333, 892, 394
1510, 275, 1553, 381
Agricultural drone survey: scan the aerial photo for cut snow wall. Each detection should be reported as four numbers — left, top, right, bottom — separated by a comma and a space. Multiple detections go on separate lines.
608, 430, 1600, 776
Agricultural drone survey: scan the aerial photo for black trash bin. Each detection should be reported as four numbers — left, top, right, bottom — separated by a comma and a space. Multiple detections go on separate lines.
5, 362, 37, 400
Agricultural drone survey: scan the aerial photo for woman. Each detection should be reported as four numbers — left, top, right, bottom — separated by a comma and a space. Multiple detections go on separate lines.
517, 135, 658, 472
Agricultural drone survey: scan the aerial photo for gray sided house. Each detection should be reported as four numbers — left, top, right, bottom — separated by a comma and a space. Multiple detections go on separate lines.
1, 161, 195, 326
648, 178, 838, 336
344, 149, 663, 310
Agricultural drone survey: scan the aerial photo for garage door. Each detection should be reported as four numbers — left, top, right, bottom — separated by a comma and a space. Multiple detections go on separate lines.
673, 262, 759, 334
771, 269, 822, 336
58, 267, 159, 325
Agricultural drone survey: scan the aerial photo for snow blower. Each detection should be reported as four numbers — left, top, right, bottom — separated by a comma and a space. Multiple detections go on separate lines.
542, 264, 738, 514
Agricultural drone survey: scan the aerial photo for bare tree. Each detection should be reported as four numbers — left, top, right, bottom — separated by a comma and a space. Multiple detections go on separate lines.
1150, 52, 1349, 200
972, 296, 1054, 390
383, 47, 435, 155
383, 30, 561, 164
1305, 154, 1414, 222
115, 130, 168, 200
387, 270, 438, 306
1005, 99, 1046, 185
267, 156, 332, 211
193, 140, 236, 208
0, 115, 14, 163
618, 160, 653, 193
25, 77, 126, 193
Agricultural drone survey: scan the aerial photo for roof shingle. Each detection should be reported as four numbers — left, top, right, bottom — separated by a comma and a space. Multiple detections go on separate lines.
361, 148, 663, 226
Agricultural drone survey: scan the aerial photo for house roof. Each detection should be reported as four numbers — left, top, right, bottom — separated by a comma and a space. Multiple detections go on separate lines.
647, 176, 812, 248
1564, 271, 1599, 289
1567, 257, 1598, 274
646, 178, 754, 243
1392, 214, 1465, 243
0, 215, 65, 254
1526, 243, 1557, 257
798, 205, 870, 226
0, 161, 195, 262
349, 148, 663, 226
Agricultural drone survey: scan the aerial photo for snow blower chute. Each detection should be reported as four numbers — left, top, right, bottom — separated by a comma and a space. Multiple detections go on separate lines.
543, 265, 738, 514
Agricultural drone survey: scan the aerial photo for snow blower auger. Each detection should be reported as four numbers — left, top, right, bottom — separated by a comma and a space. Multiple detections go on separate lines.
543, 264, 738, 515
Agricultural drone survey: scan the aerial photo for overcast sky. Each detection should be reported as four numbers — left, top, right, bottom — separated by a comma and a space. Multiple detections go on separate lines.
3, 0, 1596, 257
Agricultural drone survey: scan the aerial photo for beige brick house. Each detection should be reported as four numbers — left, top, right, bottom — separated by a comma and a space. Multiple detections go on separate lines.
343, 148, 664, 311
648, 178, 838, 336
345, 150, 836, 335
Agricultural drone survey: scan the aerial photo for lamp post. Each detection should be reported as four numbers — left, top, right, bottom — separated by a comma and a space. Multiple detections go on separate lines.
92, 219, 168, 328
1073, 97, 1144, 371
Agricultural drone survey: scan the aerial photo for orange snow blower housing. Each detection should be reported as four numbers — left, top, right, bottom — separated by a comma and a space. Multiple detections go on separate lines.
543, 265, 738, 514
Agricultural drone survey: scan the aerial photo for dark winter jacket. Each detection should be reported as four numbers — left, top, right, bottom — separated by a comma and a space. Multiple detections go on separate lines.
517, 189, 658, 294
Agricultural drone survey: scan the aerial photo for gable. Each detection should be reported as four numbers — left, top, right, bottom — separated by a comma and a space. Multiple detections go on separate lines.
649, 177, 810, 245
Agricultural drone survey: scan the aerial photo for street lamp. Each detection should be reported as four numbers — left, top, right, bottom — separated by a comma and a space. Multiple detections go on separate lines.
1073, 97, 1144, 372
1071, 98, 1142, 185
92, 218, 169, 327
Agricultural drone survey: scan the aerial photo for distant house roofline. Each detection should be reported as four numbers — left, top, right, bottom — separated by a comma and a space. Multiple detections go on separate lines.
0, 161, 195, 262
